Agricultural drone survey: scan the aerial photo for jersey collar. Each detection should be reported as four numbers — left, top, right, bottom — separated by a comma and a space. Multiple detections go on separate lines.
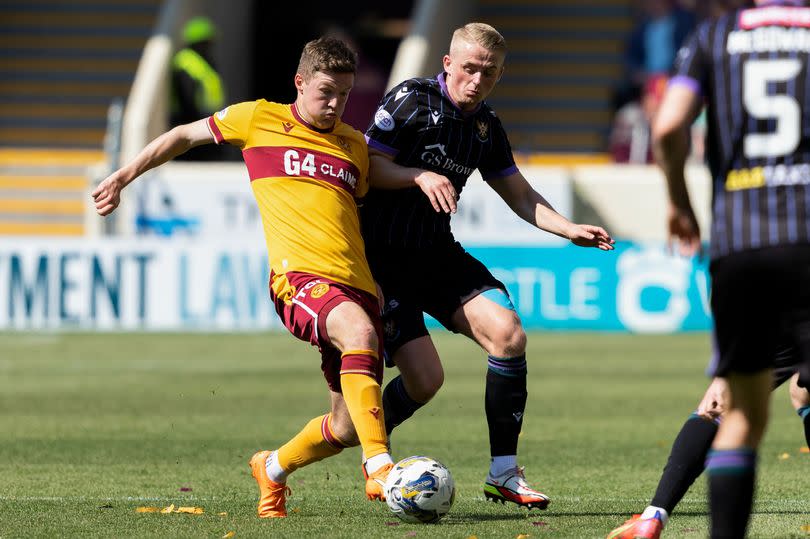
290, 103, 335, 133
437, 72, 482, 117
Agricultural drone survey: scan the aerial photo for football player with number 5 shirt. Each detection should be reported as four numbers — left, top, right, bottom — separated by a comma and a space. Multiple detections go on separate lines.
360, 22, 614, 510
92, 36, 394, 519
653, 0, 810, 536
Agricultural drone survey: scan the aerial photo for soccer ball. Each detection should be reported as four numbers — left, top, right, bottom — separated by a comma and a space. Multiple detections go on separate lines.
384, 456, 455, 523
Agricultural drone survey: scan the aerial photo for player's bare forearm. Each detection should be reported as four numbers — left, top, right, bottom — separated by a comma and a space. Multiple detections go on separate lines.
654, 126, 692, 211
652, 84, 701, 213
369, 153, 458, 213
368, 153, 422, 189
92, 120, 213, 216
531, 201, 570, 239
490, 173, 613, 250
536, 206, 615, 250
653, 115, 701, 255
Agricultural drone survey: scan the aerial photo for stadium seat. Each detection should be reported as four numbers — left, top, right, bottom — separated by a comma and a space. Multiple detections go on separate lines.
0, 0, 161, 235
476, 0, 632, 156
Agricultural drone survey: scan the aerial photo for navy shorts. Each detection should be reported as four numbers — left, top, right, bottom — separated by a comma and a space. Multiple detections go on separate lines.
709, 244, 810, 385
366, 242, 508, 359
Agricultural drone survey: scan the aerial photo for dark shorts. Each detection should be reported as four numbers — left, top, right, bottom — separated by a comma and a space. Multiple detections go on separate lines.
709, 334, 805, 388
270, 271, 384, 392
366, 242, 508, 359
709, 244, 810, 386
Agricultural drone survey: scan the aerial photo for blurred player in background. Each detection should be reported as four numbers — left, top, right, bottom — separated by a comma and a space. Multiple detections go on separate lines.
92, 36, 395, 518
360, 22, 614, 510
170, 16, 229, 161
651, 0, 810, 535
608, 342, 810, 538
170, 16, 224, 127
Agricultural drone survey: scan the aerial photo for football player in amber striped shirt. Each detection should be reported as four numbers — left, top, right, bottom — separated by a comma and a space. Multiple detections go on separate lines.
92, 36, 394, 518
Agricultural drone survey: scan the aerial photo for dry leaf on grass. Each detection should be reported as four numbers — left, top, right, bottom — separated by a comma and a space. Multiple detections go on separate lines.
779, 452, 791, 460
222, 532, 236, 538
136, 507, 160, 513
176, 506, 204, 514
137, 504, 204, 515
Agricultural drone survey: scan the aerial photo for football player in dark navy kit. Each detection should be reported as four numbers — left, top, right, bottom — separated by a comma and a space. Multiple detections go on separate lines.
360, 22, 614, 510
652, 0, 810, 536
608, 340, 810, 539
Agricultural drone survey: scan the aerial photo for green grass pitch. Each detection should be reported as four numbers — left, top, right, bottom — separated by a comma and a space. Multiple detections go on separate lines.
0, 332, 807, 538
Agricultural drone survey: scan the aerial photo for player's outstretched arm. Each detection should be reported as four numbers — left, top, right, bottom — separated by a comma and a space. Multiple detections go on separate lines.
92, 119, 214, 216
488, 172, 615, 251
368, 150, 458, 214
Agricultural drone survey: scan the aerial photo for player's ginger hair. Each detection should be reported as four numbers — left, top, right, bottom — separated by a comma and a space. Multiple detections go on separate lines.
296, 36, 357, 81
450, 22, 507, 56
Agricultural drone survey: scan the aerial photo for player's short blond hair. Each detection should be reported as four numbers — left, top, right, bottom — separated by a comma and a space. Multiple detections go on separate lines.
450, 23, 506, 55
297, 36, 357, 81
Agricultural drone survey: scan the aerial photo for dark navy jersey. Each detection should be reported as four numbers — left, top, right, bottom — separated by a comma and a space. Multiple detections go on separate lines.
361, 73, 518, 248
672, 0, 810, 259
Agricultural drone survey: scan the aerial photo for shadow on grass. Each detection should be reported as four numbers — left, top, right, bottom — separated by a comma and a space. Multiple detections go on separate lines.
443, 512, 550, 523
445, 508, 809, 523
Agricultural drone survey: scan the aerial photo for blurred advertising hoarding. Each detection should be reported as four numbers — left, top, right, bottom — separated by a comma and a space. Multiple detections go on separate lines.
0, 239, 710, 332
130, 164, 571, 245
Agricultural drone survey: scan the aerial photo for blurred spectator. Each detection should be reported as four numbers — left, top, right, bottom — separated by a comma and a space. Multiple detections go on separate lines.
170, 16, 229, 160
609, 74, 669, 163
612, 0, 696, 113
686, 0, 751, 21
609, 0, 752, 164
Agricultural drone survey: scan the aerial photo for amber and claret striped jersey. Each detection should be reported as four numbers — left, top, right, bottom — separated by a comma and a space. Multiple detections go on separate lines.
672, 0, 810, 259
208, 100, 374, 300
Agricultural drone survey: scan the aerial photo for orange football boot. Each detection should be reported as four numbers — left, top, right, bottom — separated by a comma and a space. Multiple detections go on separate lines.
606, 513, 663, 539
365, 462, 393, 501
248, 450, 291, 518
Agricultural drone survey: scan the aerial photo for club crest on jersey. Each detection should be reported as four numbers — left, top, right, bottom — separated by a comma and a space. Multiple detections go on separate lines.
374, 109, 395, 131
475, 118, 489, 142
335, 135, 352, 153
310, 283, 330, 299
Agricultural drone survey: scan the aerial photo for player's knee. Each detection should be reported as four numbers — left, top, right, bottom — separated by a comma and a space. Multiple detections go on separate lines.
408, 365, 443, 403
344, 321, 379, 353
488, 315, 526, 356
